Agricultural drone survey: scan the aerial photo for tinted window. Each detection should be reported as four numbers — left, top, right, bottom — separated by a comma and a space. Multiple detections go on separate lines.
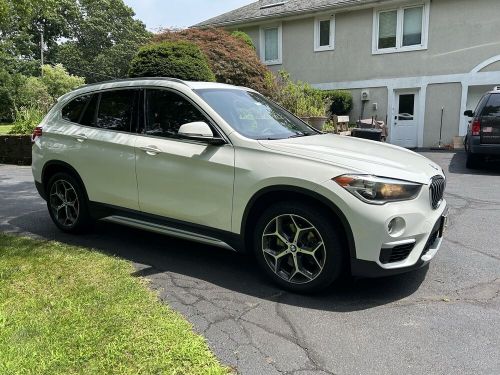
80, 94, 98, 127
482, 94, 500, 118
96, 90, 137, 131
62, 95, 91, 123
144, 89, 206, 138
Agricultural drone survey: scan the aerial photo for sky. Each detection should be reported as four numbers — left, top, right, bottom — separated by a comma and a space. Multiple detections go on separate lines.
123, 0, 254, 31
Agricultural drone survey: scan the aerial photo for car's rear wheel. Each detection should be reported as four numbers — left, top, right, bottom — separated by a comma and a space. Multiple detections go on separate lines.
253, 201, 346, 293
47, 172, 92, 233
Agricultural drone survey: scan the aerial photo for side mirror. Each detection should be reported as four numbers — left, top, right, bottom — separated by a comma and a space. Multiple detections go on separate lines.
178, 122, 225, 145
464, 110, 474, 118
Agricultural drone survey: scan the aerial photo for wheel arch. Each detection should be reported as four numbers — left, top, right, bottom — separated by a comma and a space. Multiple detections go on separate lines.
241, 185, 356, 260
41, 160, 89, 202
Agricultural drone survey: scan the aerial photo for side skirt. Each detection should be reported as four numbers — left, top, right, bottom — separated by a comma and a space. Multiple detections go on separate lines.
89, 202, 244, 252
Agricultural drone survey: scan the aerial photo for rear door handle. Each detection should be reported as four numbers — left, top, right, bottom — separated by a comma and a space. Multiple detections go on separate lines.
74, 134, 88, 142
139, 145, 161, 156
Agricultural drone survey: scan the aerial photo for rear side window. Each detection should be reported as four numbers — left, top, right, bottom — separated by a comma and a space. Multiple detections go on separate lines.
482, 94, 500, 118
62, 95, 91, 123
144, 89, 206, 138
96, 90, 138, 132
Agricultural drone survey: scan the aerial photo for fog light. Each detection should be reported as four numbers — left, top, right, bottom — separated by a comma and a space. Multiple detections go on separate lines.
387, 217, 406, 237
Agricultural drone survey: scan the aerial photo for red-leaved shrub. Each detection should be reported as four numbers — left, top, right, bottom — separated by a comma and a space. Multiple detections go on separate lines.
155, 28, 272, 95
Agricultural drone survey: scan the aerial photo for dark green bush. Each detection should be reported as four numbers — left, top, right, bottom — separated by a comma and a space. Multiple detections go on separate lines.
129, 41, 215, 81
322, 90, 353, 116
231, 31, 255, 49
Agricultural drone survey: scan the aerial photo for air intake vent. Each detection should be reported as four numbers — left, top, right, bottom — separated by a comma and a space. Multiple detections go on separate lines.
380, 243, 415, 264
429, 175, 446, 209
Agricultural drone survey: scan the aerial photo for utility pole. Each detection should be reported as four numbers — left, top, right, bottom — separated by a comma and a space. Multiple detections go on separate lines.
40, 30, 44, 77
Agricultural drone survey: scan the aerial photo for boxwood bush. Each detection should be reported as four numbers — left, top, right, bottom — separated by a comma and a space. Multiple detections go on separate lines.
129, 41, 215, 82
322, 90, 353, 116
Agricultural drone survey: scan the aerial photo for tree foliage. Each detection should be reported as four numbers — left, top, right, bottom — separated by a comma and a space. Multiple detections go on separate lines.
231, 31, 255, 50
0, 0, 150, 82
40, 64, 85, 101
155, 28, 271, 95
129, 42, 215, 82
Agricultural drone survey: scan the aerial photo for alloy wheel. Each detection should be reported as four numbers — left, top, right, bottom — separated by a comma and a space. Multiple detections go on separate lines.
261, 214, 326, 284
49, 179, 80, 228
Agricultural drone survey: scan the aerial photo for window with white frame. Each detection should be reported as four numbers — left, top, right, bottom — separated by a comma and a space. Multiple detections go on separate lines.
314, 16, 335, 52
260, 24, 282, 65
373, 2, 429, 54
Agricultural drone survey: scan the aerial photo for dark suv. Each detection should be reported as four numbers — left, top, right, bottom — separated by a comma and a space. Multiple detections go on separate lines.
464, 88, 500, 168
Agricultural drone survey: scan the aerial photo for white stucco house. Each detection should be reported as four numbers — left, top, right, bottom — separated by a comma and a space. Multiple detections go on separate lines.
196, 0, 500, 148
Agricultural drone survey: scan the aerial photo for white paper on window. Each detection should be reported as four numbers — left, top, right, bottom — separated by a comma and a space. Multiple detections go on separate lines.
264, 28, 279, 61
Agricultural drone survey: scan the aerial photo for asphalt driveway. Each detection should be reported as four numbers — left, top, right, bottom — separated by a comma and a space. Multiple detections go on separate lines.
1, 151, 499, 375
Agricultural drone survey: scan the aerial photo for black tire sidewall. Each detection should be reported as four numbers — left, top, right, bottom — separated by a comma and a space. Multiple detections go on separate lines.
46, 172, 91, 233
253, 201, 346, 293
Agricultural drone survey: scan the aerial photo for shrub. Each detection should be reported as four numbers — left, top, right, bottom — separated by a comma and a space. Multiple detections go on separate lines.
0, 86, 14, 121
16, 77, 53, 113
155, 28, 271, 94
129, 41, 215, 81
323, 90, 353, 116
231, 31, 255, 49
9, 106, 45, 135
266, 71, 327, 117
40, 64, 85, 101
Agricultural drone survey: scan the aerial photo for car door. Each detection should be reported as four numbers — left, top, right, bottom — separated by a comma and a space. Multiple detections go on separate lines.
134, 88, 234, 232
60, 89, 140, 210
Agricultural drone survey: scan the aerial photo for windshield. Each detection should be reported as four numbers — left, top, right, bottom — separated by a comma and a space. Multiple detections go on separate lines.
195, 89, 319, 140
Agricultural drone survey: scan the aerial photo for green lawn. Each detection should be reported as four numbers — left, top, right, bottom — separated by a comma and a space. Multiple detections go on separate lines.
0, 234, 230, 375
0, 124, 14, 135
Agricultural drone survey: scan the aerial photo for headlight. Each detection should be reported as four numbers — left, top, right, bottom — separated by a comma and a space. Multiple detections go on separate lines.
333, 174, 422, 205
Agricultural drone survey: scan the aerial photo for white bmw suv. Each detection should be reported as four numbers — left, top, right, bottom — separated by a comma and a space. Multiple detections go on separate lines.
32, 78, 448, 293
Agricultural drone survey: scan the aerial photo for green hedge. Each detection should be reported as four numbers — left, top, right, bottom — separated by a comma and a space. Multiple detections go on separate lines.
231, 31, 255, 49
129, 41, 215, 82
322, 90, 353, 116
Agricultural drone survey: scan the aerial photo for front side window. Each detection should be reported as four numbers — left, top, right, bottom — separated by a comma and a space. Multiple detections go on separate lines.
314, 16, 335, 52
260, 24, 282, 65
96, 90, 138, 132
375, 4, 427, 53
196, 89, 318, 140
144, 89, 206, 138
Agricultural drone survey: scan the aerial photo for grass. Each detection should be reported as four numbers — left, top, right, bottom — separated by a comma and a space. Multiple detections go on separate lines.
0, 124, 14, 135
0, 234, 230, 375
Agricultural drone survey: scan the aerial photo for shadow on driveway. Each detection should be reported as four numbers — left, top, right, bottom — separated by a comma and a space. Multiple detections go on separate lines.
448, 151, 500, 175
7, 204, 428, 313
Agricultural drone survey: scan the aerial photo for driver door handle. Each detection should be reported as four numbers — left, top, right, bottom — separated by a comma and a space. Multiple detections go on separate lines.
140, 145, 161, 156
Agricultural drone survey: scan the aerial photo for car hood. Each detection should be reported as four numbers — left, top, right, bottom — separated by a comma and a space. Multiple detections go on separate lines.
258, 134, 443, 184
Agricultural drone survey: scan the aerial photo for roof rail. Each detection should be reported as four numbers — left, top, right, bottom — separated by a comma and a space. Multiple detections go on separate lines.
78, 77, 189, 89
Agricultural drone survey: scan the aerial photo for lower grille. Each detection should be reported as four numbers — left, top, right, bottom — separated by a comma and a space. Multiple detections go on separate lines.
429, 175, 446, 210
380, 243, 415, 264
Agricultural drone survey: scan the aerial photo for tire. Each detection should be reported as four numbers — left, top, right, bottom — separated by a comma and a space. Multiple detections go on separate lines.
466, 152, 481, 169
46, 172, 92, 234
253, 201, 347, 293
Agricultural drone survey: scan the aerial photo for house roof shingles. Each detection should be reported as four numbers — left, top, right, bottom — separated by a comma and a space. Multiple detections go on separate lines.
195, 0, 384, 27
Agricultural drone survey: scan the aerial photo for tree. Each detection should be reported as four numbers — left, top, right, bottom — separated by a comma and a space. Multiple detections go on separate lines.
0, 0, 150, 82
155, 28, 272, 95
129, 42, 215, 82
54, 0, 151, 82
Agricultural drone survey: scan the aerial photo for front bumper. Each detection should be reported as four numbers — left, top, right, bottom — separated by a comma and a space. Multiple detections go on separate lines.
351, 208, 448, 277
320, 178, 448, 277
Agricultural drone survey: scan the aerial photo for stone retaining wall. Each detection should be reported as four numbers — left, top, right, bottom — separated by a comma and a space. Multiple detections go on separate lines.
0, 135, 32, 165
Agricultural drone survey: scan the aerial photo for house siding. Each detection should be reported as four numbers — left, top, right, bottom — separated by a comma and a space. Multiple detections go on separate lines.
236, 0, 500, 147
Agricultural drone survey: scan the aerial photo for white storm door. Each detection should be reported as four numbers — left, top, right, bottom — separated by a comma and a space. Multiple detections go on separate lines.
392, 90, 419, 148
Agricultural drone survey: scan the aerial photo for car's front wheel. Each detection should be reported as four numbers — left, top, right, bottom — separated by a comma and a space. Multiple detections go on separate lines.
46, 172, 92, 233
253, 201, 346, 293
